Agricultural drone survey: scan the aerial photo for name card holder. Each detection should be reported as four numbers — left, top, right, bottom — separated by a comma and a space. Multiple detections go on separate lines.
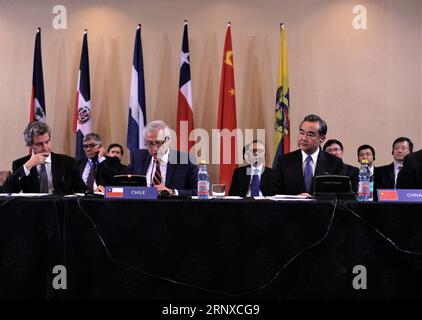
377, 189, 422, 202
105, 186, 158, 199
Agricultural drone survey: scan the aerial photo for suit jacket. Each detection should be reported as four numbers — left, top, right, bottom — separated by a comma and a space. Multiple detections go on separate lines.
229, 165, 279, 197
397, 150, 422, 189
374, 163, 395, 190
77, 156, 129, 187
274, 149, 344, 195
128, 149, 198, 197
3, 152, 87, 194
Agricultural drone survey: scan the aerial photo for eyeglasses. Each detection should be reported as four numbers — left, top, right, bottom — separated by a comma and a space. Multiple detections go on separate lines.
145, 140, 166, 148
83, 143, 99, 149
33, 139, 51, 147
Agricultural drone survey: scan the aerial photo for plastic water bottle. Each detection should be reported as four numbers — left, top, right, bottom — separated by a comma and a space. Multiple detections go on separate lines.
357, 159, 371, 201
197, 160, 209, 199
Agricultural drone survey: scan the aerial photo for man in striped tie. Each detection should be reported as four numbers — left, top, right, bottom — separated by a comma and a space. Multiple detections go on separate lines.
128, 120, 198, 197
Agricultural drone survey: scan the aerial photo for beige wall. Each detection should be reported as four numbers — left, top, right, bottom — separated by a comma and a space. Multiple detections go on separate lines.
1, 0, 421, 183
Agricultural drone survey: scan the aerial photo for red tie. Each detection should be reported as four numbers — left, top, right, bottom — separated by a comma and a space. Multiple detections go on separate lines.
153, 159, 162, 186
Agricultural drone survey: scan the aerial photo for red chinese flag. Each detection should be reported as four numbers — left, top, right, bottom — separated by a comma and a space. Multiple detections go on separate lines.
217, 23, 237, 190
378, 190, 398, 201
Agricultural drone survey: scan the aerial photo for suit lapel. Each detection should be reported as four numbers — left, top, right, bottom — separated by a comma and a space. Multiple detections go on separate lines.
315, 150, 329, 176
293, 150, 305, 191
240, 166, 251, 195
165, 150, 176, 186
260, 167, 270, 194
51, 153, 62, 191
389, 163, 395, 186
140, 150, 152, 175
79, 159, 88, 177
29, 166, 40, 192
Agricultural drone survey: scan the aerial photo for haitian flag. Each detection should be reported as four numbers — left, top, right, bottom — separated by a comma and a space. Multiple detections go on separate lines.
127, 24, 147, 154
217, 23, 238, 190
176, 20, 194, 153
272, 23, 290, 168
30, 28, 46, 122
73, 30, 92, 161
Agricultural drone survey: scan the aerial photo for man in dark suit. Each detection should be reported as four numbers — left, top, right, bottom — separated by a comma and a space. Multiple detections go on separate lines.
323, 139, 359, 192
274, 114, 344, 195
3, 121, 87, 194
375, 137, 413, 190
128, 120, 198, 197
76, 133, 129, 191
397, 149, 422, 189
229, 140, 279, 197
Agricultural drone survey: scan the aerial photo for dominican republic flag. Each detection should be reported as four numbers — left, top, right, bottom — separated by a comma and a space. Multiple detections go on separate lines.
30, 27, 46, 122
217, 23, 238, 191
127, 24, 147, 154
176, 20, 194, 153
73, 30, 92, 161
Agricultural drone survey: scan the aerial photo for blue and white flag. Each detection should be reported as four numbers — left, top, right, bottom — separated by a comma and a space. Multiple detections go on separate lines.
127, 24, 147, 153
73, 30, 92, 161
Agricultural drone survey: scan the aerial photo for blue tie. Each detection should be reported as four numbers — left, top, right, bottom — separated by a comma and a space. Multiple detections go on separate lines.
250, 168, 260, 197
304, 155, 313, 193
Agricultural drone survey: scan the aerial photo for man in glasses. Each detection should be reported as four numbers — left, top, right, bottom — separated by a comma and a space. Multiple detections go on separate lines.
274, 114, 343, 196
229, 140, 279, 197
3, 121, 86, 194
375, 137, 413, 190
77, 133, 108, 191
323, 139, 359, 192
128, 120, 198, 197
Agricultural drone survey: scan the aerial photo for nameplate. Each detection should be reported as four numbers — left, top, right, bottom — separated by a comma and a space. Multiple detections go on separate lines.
105, 186, 158, 199
377, 189, 422, 202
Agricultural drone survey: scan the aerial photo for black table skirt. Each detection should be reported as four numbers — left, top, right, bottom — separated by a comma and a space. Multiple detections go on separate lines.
2, 197, 422, 299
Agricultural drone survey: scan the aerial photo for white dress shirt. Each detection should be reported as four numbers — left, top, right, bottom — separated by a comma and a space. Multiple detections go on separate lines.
394, 160, 403, 187
24, 153, 53, 193
301, 148, 320, 176
246, 164, 264, 197
82, 156, 106, 189
146, 149, 169, 187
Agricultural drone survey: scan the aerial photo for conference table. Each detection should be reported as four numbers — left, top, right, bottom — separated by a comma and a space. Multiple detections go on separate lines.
1, 195, 422, 299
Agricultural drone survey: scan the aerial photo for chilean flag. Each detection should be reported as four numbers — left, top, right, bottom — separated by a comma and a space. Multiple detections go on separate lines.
30, 28, 46, 123
73, 30, 92, 161
127, 24, 147, 154
217, 23, 238, 191
106, 187, 124, 198
176, 20, 194, 153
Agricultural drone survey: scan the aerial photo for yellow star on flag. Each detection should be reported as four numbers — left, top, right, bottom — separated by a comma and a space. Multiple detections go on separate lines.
225, 51, 233, 67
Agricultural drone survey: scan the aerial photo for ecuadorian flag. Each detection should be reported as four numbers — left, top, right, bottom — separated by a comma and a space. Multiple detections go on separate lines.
272, 23, 290, 168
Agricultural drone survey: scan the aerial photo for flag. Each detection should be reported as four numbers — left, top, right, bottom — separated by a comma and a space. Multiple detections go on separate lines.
127, 24, 147, 153
73, 30, 92, 161
272, 23, 290, 168
106, 187, 124, 198
378, 190, 399, 201
30, 28, 46, 122
176, 20, 194, 153
217, 23, 237, 190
